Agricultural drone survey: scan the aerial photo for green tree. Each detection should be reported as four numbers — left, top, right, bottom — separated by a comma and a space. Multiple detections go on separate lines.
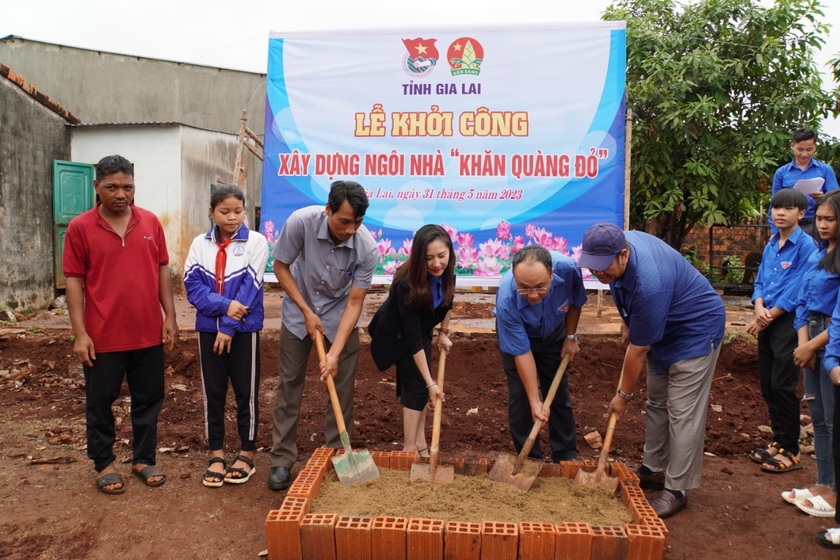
604, 0, 835, 249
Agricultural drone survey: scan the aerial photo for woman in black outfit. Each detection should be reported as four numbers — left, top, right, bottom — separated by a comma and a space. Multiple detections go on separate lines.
368, 224, 455, 457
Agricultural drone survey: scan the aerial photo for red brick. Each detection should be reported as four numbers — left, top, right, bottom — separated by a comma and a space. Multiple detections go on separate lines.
300, 513, 338, 560
265, 500, 308, 560
390, 451, 417, 471
407, 518, 444, 560
439, 456, 465, 475
539, 463, 563, 478
463, 458, 489, 477
444, 521, 481, 560
620, 483, 646, 507
335, 516, 372, 560
371, 516, 407, 560
555, 522, 593, 560
480, 521, 517, 560
370, 451, 391, 469
591, 525, 627, 559
628, 497, 657, 524
625, 522, 667, 560
518, 522, 555, 560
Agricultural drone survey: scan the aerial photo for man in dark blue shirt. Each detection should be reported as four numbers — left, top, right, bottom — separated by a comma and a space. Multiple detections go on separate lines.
578, 223, 725, 519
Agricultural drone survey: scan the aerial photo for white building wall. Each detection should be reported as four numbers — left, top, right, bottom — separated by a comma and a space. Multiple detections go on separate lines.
70, 126, 185, 270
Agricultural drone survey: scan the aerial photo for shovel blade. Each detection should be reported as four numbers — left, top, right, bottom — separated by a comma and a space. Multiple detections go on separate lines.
572, 467, 620, 494
409, 461, 455, 484
331, 449, 380, 486
487, 452, 544, 492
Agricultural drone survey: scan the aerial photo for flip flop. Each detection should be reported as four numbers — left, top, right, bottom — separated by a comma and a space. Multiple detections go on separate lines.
203, 457, 227, 488
781, 488, 816, 504
96, 472, 125, 495
816, 528, 840, 549
133, 465, 166, 487
224, 455, 255, 485
796, 495, 836, 518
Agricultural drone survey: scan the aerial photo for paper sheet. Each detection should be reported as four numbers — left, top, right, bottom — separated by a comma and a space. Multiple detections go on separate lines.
793, 178, 825, 195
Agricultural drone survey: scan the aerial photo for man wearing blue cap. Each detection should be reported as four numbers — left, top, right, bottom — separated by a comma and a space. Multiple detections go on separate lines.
577, 223, 725, 518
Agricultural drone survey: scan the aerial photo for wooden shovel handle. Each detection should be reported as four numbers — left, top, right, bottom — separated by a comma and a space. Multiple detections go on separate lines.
429, 348, 448, 467
596, 349, 629, 471
314, 333, 347, 435
514, 354, 570, 471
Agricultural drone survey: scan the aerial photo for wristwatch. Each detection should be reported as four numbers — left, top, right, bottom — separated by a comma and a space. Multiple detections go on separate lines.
617, 388, 635, 401
565, 334, 578, 342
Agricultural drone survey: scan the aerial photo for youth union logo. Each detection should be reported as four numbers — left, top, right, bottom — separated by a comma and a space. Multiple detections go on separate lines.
447, 37, 484, 76
401, 37, 439, 78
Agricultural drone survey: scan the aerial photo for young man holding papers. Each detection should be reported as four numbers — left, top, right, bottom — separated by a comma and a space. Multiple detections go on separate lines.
770, 128, 839, 238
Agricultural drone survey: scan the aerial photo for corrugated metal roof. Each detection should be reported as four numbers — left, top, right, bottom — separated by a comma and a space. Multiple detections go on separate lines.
69, 121, 238, 135
0, 62, 80, 124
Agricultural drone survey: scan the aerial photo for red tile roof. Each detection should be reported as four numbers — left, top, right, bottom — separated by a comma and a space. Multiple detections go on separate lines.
0, 63, 80, 124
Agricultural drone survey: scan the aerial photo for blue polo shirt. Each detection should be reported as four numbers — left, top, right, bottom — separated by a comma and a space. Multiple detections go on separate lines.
794, 245, 840, 330
770, 158, 839, 234
610, 231, 725, 372
752, 227, 818, 313
823, 295, 840, 372
495, 252, 587, 357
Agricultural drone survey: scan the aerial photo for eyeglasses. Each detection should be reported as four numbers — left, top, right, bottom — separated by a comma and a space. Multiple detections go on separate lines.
516, 286, 550, 296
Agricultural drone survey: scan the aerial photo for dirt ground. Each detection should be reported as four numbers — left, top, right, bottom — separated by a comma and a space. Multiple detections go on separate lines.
0, 290, 837, 559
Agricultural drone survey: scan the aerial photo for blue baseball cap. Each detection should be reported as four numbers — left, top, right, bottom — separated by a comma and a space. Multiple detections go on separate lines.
577, 223, 625, 271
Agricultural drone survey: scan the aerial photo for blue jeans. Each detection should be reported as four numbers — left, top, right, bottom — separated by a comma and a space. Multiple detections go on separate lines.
804, 315, 835, 488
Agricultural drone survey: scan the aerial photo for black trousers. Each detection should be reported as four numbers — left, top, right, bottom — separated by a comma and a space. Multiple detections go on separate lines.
499, 323, 577, 462
198, 331, 260, 451
757, 312, 801, 454
84, 345, 165, 472
833, 381, 840, 523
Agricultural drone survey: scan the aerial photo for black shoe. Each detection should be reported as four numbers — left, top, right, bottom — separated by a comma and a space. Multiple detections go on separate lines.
636, 467, 665, 490
267, 466, 291, 491
650, 490, 687, 519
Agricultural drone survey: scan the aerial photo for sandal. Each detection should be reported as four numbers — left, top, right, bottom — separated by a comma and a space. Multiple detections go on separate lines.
817, 528, 840, 549
416, 447, 430, 459
224, 455, 255, 484
796, 495, 836, 518
132, 464, 166, 487
203, 457, 227, 488
781, 488, 817, 504
96, 472, 125, 495
749, 442, 778, 464
760, 449, 802, 473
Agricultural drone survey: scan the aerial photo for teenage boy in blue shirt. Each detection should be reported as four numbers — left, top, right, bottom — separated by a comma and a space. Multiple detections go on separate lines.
748, 188, 818, 472
770, 128, 839, 238
578, 223, 725, 519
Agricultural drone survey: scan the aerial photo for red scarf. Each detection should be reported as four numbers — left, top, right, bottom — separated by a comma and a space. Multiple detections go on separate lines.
215, 236, 233, 294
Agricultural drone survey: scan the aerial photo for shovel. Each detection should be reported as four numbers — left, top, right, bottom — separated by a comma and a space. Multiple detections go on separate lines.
488, 355, 570, 491
572, 363, 626, 493
315, 333, 380, 486
410, 348, 455, 484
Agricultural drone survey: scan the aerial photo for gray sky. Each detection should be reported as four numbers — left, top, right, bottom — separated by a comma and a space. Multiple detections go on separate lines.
1, 0, 838, 135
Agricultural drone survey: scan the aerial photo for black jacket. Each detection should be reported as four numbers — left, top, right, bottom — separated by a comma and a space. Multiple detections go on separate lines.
368, 279, 452, 371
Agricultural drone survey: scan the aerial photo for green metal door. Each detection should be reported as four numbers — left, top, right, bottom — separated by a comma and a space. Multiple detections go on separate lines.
53, 160, 94, 289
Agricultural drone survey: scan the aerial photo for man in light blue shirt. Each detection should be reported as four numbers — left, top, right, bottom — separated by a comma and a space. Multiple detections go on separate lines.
578, 222, 725, 519
495, 246, 587, 463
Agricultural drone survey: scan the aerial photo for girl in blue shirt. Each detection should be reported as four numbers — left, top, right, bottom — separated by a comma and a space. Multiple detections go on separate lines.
368, 224, 454, 457
788, 192, 840, 515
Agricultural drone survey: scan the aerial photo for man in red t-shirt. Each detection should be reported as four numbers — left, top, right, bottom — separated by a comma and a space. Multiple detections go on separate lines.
63, 155, 178, 495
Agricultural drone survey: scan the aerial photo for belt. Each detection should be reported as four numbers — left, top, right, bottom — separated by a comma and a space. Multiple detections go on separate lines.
810, 312, 831, 324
